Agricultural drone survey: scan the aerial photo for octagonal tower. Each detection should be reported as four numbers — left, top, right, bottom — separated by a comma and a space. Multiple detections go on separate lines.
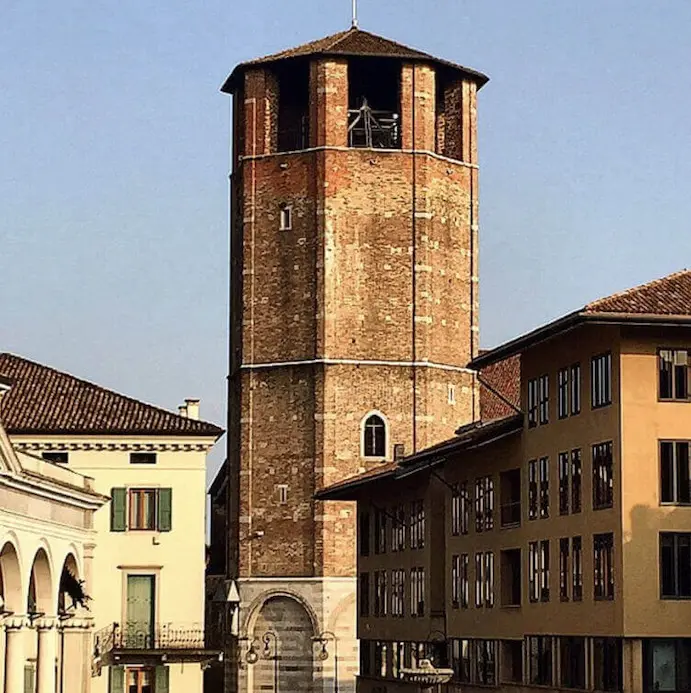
221, 27, 488, 693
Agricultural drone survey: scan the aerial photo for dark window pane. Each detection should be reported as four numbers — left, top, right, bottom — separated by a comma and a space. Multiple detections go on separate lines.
660, 351, 674, 398
661, 535, 677, 597
661, 443, 675, 503
679, 443, 691, 503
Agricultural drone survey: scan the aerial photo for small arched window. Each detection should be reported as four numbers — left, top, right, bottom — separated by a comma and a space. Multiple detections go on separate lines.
362, 413, 387, 459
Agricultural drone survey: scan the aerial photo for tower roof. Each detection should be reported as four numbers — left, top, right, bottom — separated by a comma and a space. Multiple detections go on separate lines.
221, 27, 489, 93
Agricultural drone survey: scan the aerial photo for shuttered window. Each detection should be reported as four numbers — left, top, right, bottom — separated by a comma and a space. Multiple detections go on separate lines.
110, 488, 172, 532
155, 666, 170, 693
108, 666, 124, 693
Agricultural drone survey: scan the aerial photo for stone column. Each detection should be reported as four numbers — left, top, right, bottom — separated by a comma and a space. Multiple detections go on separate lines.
4, 618, 27, 693
36, 618, 58, 693
60, 617, 93, 693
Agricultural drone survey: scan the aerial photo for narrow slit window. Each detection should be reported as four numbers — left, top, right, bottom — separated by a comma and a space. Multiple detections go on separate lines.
279, 205, 292, 231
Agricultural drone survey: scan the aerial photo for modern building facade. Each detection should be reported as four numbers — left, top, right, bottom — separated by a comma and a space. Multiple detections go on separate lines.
0, 353, 223, 693
213, 25, 488, 693
319, 269, 691, 693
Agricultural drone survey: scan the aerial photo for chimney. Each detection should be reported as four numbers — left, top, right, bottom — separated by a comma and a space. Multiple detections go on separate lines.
178, 404, 188, 418
185, 399, 200, 420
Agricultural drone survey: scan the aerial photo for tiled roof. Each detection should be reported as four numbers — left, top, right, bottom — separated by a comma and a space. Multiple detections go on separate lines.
222, 27, 488, 92
584, 269, 691, 315
0, 353, 223, 437
479, 355, 521, 420
471, 269, 691, 370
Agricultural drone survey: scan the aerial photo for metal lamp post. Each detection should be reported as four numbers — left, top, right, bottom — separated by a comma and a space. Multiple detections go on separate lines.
314, 630, 339, 693
246, 630, 279, 693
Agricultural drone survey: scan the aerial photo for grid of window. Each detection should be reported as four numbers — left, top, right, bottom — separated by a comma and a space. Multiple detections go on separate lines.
572, 536, 583, 601
660, 532, 691, 598
529, 540, 550, 603
559, 538, 569, 601
558, 365, 582, 418
661, 441, 691, 504
485, 552, 495, 608
528, 459, 538, 520
475, 476, 494, 532
374, 508, 387, 554
391, 569, 405, 617
451, 482, 471, 535
559, 452, 570, 515
528, 378, 538, 428
594, 533, 615, 600
593, 441, 614, 509
527, 636, 553, 686
409, 500, 425, 549
659, 349, 690, 400
539, 456, 550, 518
538, 374, 549, 425
359, 572, 370, 617
374, 570, 388, 617
475, 553, 483, 608
392, 505, 406, 551
591, 352, 612, 408
571, 449, 582, 513
410, 567, 425, 617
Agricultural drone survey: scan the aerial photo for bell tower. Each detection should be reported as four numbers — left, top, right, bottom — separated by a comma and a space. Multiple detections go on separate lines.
222, 27, 487, 693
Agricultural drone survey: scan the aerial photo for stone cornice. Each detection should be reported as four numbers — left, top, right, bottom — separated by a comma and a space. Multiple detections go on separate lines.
15, 441, 214, 453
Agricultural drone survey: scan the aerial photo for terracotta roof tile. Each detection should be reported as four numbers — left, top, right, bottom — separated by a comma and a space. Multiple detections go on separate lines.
0, 353, 223, 437
479, 354, 521, 420
584, 269, 691, 316
222, 27, 488, 92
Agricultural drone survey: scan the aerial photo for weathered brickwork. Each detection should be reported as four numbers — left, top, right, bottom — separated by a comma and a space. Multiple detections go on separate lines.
224, 42, 485, 693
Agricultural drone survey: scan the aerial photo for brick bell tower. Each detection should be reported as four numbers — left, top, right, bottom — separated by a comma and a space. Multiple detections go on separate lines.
221, 26, 487, 693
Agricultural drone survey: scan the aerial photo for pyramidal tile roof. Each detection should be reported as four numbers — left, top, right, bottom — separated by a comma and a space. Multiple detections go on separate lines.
222, 27, 488, 91
0, 353, 223, 437
584, 269, 691, 315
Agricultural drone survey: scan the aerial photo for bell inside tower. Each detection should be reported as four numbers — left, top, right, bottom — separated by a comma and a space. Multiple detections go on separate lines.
348, 57, 401, 149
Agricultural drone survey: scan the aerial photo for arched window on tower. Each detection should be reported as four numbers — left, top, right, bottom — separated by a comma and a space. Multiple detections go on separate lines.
362, 413, 388, 459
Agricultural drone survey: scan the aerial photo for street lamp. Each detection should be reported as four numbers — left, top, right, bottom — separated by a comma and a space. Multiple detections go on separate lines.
245, 631, 279, 693
314, 630, 339, 693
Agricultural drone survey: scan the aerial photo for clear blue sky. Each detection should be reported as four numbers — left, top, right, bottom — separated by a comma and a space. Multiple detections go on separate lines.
2, 1, 690, 482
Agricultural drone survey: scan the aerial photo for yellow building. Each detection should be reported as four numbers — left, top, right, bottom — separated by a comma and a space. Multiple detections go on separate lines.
0, 354, 224, 693
319, 269, 691, 693
0, 374, 108, 693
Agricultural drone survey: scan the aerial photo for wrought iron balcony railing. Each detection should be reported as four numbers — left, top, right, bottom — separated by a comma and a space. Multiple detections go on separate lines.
93, 621, 207, 655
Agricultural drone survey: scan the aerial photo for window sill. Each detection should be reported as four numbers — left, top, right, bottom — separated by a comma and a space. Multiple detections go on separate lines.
660, 595, 691, 600
500, 603, 521, 609
658, 398, 691, 403
594, 596, 614, 602
660, 502, 691, 507
593, 505, 614, 511
591, 402, 612, 411
501, 522, 521, 530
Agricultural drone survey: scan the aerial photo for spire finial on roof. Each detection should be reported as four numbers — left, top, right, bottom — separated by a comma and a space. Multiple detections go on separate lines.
352, 0, 359, 28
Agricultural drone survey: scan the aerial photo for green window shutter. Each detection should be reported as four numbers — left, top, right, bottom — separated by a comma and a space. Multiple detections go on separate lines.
158, 488, 172, 532
108, 665, 125, 693
111, 488, 127, 532
155, 666, 170, 693
24, 664, 36, 693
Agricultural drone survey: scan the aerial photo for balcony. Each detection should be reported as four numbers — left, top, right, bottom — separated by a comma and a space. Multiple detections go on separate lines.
92, 622, 222, 669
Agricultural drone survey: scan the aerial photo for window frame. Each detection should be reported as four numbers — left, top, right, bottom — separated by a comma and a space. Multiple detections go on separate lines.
660, 440, 691, 505
594, 532, 615, 601
570, 363, 582, 415
660, 532, 691, 599
361, 411, 389, 460
128, 488, 158, 531
559, 452, 570, 515
658, 348, 691, 401
558, 367, 569, 419
593, 441, 614, 510
129, 452, 157, 465
538, 374, 549, 425
279, 204, 293, 231
591, 352, 613, 409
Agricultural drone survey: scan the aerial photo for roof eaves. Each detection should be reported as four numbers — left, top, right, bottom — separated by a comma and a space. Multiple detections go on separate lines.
315, 464, 398, 501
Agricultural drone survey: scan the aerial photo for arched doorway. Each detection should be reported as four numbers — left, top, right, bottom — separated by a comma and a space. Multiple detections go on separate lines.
0, 540, 22, 613
250, 596, 315, 693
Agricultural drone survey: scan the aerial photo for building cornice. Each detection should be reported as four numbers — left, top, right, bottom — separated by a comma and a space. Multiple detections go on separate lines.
0, 472, 106, 511
239, 358, 475, 374
14, 440, 215, 453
